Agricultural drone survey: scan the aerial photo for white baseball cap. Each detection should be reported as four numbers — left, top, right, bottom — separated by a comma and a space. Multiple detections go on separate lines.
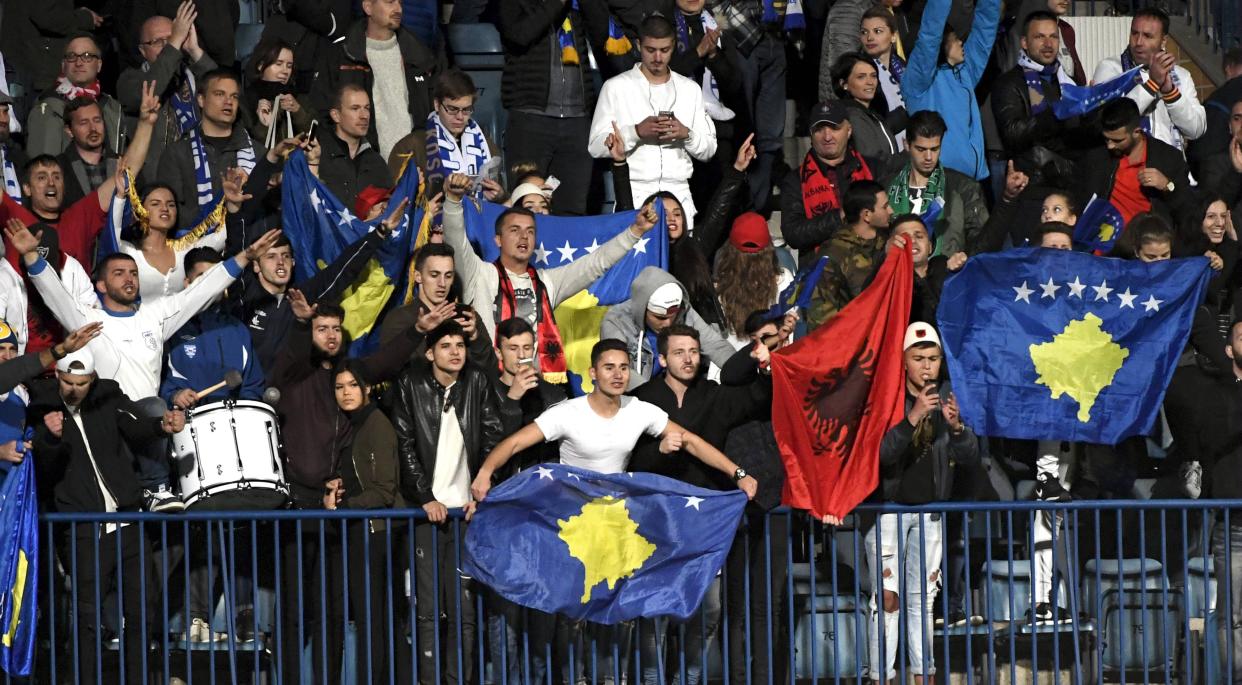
646, 282, 684, 316
56, 347, 96, 376
902, 322, 941, 351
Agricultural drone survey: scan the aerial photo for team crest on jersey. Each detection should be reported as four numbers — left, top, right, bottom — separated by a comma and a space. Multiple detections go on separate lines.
184, 344, 197, 359
143, 331, 159, 352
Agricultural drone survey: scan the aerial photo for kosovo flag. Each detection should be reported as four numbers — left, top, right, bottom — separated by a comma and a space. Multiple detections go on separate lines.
0, 456, 38, 676
938, 248, 1210, 444
1073, 195, 1126, 254
1053, 67, 1143, 119
464, 464, 746, 624
461, 201, 668, 394
765, 255, 828, 319
281, 150, 425, 355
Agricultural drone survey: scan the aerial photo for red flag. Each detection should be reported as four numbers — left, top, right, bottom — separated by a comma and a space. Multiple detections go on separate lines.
771, 243, 913, 520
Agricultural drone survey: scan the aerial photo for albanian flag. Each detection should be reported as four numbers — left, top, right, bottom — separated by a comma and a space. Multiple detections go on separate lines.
771, 243, 913, 520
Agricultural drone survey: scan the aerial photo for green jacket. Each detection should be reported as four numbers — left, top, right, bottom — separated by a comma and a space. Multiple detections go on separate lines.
340, 404, 406, 531
883, 164, 990, 256
807, 228, 888, 329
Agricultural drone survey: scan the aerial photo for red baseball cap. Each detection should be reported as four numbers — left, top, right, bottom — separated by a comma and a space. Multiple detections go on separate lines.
728, 212, 771, 253
354, 185, 393, 219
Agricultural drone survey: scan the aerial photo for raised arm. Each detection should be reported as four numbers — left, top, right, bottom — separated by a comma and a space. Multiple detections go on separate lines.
8, 220, 93, 331
902, 0, 950, 97
661, 419, 757, 499
441, 174, 488, 288
98, 80, 162, 210
543, 203, 653, 304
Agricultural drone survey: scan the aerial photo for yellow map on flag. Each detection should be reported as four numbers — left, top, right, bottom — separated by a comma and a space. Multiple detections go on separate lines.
558, 496, 656, 603
1029, 313, 1129, 422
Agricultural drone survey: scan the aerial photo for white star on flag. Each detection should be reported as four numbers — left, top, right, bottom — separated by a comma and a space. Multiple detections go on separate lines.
1039, 277, 1060, 299
535, 466, 554, 480
556, 240, 578, 263
684, 496, 704, 510
1092, 280, 1113, 302
584, 238, 601, 254
1067, 276, 1086, 298
336, 209, 353, 228
1142, 294, 1163, 312
633, 238, 649, 254
1013, 281, 1034, 303
534, 242, 550, 265
1118, 288, 1137, 309
309, 189, 323, 210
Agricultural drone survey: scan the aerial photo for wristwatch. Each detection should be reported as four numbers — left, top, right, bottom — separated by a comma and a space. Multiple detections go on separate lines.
733, 467, 748, 482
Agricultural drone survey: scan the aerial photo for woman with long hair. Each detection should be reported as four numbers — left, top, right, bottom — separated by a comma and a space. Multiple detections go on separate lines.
1179, 192, 1239, 326
833, 52, 901, 162
244, 37, 314, 144
714, 213, 792, 346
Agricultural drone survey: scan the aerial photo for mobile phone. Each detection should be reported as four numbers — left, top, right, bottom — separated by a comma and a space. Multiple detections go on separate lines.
659, 110, 674, 119
305, 119, 318, 142
544, 176, 562, 192
518, 357, 535, 369
454, 303, 473, 319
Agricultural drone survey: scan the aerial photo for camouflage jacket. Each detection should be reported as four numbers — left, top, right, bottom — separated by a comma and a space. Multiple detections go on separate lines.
806, 228, 887, 329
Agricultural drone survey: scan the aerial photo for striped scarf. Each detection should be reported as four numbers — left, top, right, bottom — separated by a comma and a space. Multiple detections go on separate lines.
559, 0, 631, 64
424, 110, 490, 199
0, 148, 18, 199
188, 126, 255, 239
1018, 52, 1073, 115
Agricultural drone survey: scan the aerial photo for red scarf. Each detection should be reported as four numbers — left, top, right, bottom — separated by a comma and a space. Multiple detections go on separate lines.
494, 262, 567, 383
800, 149, 873, 219
54, 75, 102, 101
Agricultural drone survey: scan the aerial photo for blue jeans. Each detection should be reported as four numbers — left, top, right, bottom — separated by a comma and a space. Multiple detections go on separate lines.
739, 36, 787, 212
1213, 517, 1242, 681
485, 590, 554, 684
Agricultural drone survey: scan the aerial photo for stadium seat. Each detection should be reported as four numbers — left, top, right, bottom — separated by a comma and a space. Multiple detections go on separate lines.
794, 594, 867, 679
1082, 558, 1165, 619
1184, 555, 1216, 619
1098, 587, 1182, 674
445, 23, 506, 153
981, 559, 1034, 622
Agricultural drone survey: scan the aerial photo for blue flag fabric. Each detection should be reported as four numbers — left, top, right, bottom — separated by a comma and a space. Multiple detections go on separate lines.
1053, 67, 1143, 119
280, 150, 423, 355
0, 454, 38, 676
460, 201, 668, 306
766, 255, 828, 319
937, 248, 1210, 444
464, 464, 746, 624
1073, 195, 1126, 254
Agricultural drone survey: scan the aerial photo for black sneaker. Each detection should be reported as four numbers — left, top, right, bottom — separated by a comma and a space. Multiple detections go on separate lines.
143, 486, 185, 513
1026, 602, 1073, 624
1034, 472, 1071, 502
234, 608, 256, 642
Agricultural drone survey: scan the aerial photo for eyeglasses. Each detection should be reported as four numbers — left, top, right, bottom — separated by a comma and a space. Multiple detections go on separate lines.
63, 52, 101, 64
139, 37, 169, 49
440, 103, 475, 116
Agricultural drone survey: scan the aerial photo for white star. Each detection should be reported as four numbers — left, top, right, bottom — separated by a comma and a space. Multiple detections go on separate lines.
684, 496, 704, 510
1092, 280, 1113, 302
336, 209, 353, 227
1013, 281, 1034, 303
1118, 288, 1137, 309
1142, 294, 1163, 312
309, 189, 323, 210
534, 242, 550, 265
535, 466, 554, 480
1039, 277, 1060, 299
584, 238, 601, 254
633, 238, 650, 254
556, 240, 578, 263
1067, 276, 1086, 298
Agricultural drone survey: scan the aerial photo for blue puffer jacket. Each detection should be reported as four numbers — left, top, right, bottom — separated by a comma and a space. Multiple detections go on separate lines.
902, 0, 1000, 181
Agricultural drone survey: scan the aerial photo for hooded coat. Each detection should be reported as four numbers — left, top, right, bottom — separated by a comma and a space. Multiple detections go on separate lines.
600, 266, 738, 390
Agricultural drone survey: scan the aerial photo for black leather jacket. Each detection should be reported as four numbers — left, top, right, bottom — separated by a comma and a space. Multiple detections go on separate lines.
392, 362, 514, 506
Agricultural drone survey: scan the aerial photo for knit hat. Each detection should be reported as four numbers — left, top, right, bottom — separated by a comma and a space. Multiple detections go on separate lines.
56, 347, 95, 376
646, 282, 683, 316
728, 212, 771, 253
354, 185, 393, 219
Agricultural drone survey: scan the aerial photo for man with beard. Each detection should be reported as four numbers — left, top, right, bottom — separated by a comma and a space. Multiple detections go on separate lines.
25, 35, 126, 158
628, 324, 771, 685
1081, 97, 1193, 230
56, 98, 119, 207
266, 272, 448, 684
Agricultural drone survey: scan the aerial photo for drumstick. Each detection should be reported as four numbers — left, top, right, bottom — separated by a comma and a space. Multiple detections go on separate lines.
193, 370, 244, 398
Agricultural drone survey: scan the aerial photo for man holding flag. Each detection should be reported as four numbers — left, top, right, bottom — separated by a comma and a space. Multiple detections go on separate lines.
442, 171, 659, 381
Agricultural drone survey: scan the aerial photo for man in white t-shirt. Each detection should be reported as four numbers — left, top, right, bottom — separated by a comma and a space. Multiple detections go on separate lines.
470, 338, 757, 498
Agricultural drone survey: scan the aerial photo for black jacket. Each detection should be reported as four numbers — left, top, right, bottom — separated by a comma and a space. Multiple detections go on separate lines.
1187, 75, 1242, 179
491, 378, 568, 477
0, 0, 97, 92
157, 124, 267, 230
317, 131, 393, 208
237, 229, 384, 373
877, 381, 980, 504
498, 0, 609, 111
314, 20, 443, 150
392, 361, 512, 506
30, 378, 165, 514
256, 0, 353, 93
270, 319, 421, 504
629, 362, 770, 491
991, 65, 1095, 187
779, 148, 893, 257
1080, 134, 1194, 228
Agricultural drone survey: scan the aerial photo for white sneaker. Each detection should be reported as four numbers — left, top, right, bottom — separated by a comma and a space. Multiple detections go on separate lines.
1181, 460, 1203, 499
144, 486, 185, 513
187, 617, 225, 643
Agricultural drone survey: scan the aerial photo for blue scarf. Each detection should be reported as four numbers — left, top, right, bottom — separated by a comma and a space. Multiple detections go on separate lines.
189, 126, 256, 231
0, 147, 18, 200
1019, 54, 1068, 115
424, 111, 491, 200
762, 0, 805, 29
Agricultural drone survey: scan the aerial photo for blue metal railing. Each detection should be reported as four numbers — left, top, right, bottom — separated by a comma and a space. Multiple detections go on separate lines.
12, 499, 1242, 683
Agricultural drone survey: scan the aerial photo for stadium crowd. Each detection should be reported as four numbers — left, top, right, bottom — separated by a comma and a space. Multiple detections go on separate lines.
1, 0, 1242, 681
